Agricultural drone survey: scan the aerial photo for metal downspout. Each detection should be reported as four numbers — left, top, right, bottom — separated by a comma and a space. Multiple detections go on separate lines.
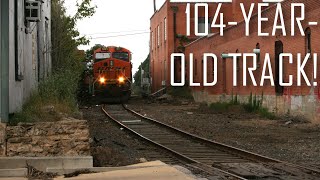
0, 0, 10, 123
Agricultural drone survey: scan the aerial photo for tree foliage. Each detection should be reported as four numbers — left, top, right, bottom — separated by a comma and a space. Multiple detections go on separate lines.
51, 0, 96, 72
85, 44, 105, 60
133, 54, 150, 87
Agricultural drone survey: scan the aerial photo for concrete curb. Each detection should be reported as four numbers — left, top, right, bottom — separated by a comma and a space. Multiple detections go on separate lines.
0, 168, 27, 177
46, 165, 166, 175
47, 161, 169, 175
0, 156, 93, 172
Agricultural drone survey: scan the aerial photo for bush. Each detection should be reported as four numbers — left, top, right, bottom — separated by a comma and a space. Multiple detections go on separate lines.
10, 69, 82, 125
209, 93, 277, 120
209, 102, 233, 111
10, 0, 96, 125
167, 86, 194, 100
258, 107, 276, 120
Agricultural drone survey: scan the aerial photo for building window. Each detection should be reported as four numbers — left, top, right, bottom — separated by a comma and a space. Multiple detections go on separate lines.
198, 17, 210, 35
195, 59, 198, 76
157, 25, 160, 47
256, 43, 261, 68
211, 57, 215, 81
151, 31, 153, 50
164, 17, 167, 42
235, 49, 241, 86
236, 49, 240, 72
305, 27, 311, 54
160, 22, 162, 46
275, 41, 284, 95
155, 28, 156, 49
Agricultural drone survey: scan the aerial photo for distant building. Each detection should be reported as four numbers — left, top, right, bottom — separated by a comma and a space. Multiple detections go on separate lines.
0, 0, 52, 122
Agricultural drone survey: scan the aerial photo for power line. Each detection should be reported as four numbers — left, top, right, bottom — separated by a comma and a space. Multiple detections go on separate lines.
85, 29, 149, 36
90, 31, 150, 39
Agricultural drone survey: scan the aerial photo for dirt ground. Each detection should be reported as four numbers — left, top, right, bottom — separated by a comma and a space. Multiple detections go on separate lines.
81, 105, 183, 167
128, 98, 320, 168
80, 96, 320, 174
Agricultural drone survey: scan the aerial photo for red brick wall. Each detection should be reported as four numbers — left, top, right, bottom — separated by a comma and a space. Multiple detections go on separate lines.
150, 0, 261, 92
185, 0, 320, 97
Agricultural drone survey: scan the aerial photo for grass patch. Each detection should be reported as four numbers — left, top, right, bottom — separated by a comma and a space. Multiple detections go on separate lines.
258, 107, 277, 120
167, 86, 193, 100
209, 93, 277, 120
10, 69, 82, 125
209, 102, 234, 111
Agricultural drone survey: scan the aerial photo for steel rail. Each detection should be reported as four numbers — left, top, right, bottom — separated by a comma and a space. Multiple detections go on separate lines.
102, 105, 245, 180
123, 104, 320, 176
102, 104, 320, 179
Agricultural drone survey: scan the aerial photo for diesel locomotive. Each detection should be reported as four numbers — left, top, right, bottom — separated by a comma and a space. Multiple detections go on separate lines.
89, 46, 132, 102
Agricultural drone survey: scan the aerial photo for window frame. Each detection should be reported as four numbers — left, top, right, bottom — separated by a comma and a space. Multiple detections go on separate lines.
157, 25, 160, 47
164, 17, 167, 42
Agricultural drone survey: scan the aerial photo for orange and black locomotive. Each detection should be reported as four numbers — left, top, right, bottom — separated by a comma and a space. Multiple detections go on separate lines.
89, 46, 132, 102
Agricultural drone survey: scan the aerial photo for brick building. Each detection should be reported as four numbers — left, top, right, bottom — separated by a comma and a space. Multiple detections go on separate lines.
150, 0, 262, 92
150, 0, 320, 121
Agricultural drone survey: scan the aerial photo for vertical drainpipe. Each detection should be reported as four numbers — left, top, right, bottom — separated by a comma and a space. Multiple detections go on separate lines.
171, 6, 178, 86
0, 0, 10, 123
171, 6, 178, 52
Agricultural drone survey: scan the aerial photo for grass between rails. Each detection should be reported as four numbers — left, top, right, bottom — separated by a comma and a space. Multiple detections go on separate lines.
10, 70, 82, 125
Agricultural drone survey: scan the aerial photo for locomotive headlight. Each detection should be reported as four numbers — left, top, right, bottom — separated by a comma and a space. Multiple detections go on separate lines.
118, 76, 125, 83
99, 77, 106, 84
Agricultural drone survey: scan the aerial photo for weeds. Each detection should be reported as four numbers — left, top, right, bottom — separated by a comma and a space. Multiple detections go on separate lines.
167, 86, 194, 100
209, 92, 276, 120
209, 102, 233, 111
10, 69, 82, 125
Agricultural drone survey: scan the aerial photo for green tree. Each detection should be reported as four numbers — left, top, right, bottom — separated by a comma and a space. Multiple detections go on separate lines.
85, 44, 105, 60
134, 54, 150, 87
51, 0, 96, 72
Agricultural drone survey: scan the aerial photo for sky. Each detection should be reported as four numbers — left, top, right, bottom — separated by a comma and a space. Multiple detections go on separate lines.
64, 0, 166, 74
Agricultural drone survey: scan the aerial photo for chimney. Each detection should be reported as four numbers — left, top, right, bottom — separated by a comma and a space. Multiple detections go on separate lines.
153, 0, 156, 12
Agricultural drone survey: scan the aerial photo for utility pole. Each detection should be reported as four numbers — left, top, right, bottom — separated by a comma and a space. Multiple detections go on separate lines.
153, 0, 156, 12
140, 63, 143, 88
0, 0, 10, 123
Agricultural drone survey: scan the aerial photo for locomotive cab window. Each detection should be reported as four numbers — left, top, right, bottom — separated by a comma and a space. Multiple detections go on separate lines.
95, 52, 111, 62
113, 52, 129, 61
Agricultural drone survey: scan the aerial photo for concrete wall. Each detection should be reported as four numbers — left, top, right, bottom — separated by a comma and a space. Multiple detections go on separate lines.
193, 92, 320, 122
8, 0, 52, 113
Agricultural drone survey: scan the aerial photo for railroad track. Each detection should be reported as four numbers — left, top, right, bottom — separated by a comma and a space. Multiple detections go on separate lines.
102, 104, 320, 180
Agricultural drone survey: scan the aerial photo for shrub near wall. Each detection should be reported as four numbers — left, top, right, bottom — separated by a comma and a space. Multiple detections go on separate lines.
0, 124, 6, 157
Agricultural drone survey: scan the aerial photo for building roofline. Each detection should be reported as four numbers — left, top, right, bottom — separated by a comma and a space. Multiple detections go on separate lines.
150, 0, 169, 20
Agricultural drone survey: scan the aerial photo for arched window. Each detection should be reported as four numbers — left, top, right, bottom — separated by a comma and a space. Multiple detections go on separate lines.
256, 43, 261, 68
305, 28, 311, 54
236, 49, 240, 72
235, 49, 241, 86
